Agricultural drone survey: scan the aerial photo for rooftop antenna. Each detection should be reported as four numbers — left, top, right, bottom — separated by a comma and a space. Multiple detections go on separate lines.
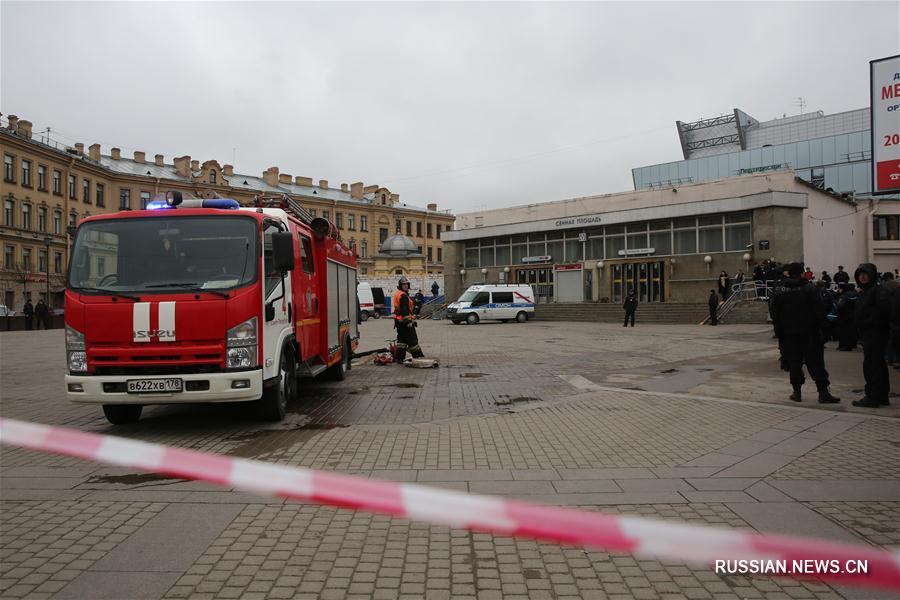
793, 96, 806, 114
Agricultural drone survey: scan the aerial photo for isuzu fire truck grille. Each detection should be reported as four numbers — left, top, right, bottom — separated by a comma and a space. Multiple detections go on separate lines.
88, 341, 225, 374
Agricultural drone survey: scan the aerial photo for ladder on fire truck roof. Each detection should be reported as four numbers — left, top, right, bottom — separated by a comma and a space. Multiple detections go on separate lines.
252, 194, 315, 225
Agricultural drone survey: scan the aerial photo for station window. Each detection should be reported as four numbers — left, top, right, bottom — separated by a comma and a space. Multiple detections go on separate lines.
140, 191, 151, 209
96, 184, 105, 207
83, 179, 91, 203
360, 215, 368, 231
3, 154, 14, 182
874, 215, 899, 241
52, 170, 62, 195
21, 160, 31, 187
68, 175, 76, 198
37, 165, 47, 191
119, 189, 131, 210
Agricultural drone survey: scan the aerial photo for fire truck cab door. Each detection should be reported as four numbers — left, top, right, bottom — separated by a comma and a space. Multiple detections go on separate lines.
293, 232, 320, 360
262, 219, 293, 380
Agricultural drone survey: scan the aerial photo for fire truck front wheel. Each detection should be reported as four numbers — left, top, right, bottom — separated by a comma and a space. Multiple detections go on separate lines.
102, 404, 143, 425
258, 349, 295, 421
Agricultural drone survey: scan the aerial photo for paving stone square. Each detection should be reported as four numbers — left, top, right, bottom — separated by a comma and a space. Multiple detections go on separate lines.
1, 319, 898, 599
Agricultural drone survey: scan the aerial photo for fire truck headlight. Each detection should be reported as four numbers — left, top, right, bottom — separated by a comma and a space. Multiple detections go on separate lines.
227, 317, 258, 347
226, 346, 255, 369
66, 326, 87, 373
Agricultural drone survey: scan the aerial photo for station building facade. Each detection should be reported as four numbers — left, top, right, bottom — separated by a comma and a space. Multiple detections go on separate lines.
442, 171, 892, 304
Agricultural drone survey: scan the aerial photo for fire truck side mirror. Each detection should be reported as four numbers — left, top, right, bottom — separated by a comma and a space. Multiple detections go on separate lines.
272, 232, 295, 272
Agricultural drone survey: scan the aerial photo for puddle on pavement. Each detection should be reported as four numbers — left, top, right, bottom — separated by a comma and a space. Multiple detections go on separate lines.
461, 373, 488, 378
444, 364, 475, 369
660, 368, 679, 373
87, 473, 178, 485
496, 395, 541, 406
523, 569, 545, 579
228, 422, 349, 458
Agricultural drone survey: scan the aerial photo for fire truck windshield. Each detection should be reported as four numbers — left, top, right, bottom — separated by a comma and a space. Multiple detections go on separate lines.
68, 216, 259, 294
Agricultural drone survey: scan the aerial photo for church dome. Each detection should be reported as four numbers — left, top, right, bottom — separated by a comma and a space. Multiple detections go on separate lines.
378, 234, 422, 257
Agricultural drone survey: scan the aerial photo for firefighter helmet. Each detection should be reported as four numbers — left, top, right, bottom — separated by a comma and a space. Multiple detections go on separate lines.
398, 276, 410, 289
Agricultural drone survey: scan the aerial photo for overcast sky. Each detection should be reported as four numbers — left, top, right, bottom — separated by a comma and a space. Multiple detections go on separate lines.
2, 1, 898, 214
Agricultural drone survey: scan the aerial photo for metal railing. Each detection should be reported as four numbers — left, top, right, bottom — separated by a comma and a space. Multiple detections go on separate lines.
701, 280, 772, 325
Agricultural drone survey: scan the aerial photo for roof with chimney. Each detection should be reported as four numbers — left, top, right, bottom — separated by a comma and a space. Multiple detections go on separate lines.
0, 115, 452, 218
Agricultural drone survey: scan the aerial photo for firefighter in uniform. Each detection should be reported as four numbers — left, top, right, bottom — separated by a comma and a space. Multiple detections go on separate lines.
393, 276, 424, 362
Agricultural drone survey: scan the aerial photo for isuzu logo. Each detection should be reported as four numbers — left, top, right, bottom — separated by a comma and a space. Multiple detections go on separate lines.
133, 302, 177, 342
133, 329, 176, 340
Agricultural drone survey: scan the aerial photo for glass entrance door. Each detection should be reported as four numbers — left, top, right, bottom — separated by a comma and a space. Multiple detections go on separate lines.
517, 267, 554, 303
611, 261, 665, 303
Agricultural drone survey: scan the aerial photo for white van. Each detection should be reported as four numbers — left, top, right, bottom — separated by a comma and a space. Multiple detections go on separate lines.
357, 282, 376, 321
447, 284, 535, 324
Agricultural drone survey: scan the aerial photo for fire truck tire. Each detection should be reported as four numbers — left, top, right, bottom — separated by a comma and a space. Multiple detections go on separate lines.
259, 349, 294, 421
324, 338, 350, 381
102, 404, 143, 425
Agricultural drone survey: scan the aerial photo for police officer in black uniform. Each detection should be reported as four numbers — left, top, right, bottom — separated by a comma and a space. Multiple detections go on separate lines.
771, 262, 840, 404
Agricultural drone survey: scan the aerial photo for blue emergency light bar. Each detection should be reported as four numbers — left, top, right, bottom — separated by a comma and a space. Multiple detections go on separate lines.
145, 199, 240, 210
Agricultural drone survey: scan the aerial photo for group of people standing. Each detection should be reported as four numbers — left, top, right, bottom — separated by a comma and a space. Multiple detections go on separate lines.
770, 262, 898, 409
20, 299, 52, 330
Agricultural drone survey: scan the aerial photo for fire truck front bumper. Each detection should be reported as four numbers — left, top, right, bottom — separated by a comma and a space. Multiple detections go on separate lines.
66, 369, 264, 405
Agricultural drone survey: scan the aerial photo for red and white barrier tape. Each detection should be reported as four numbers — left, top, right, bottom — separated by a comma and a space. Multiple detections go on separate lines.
1, 417, 898, 591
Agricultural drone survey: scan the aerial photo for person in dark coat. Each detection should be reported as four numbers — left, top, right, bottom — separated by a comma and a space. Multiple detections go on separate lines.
413, 291, 425, 317
820, 271, 832, 286
753, 263, 765, 298
623, 290, 637, 327
891, 282, 900, 371
833, 265, 850, 285
708, 289, 719, 325
771, 262, 839, 404
22, 299, 34, 330
34, 300, 50, 330
818, 281, 837, 343
717, 271, 731, 302
431, 281, 440, 297
835, 283, 858, 351
768, 264, 792, 371
851, 263, 892, 408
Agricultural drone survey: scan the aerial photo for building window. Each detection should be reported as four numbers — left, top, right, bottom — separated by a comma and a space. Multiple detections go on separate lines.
37, 165, 47, 191
209, 169, 217, 184
82, 179, 91, 203
68, 175, 77, 198
417, 246, 423, 255
119, 189, 131, 210
97, 256, 106, 277
140, 191, 151, 209
38, 207, 47, 232
395, 268, 403, 275
381, 194, 386, 205
436, 224, 441, 239
379, 228, 388, 243
96, 183, 105, 207
416, 222, 422, 237
21, 204, 31, 230
427, 247, 433, 261
39, 249, 47, 273
395, 218, 401, 234
322, 210, 330, 221
360, 240, 367, 258
874, 215, 899, 241
4, 245, 14, 269
309, 208, 317, 218
69, 212, 77, 227
336, 212, 343, 229
3, 199, 13, 227
22, 247, 32, 272
53, 211, 62, 234
21, 160, 31, 187
810, 167, 825, 189
348, 214, 355, 230
437, 247, 442, 262
54, 252, 62, 274
3, 154, 14, 182
406, 221, 412, 236
360, 215, 367, 231
52, 170, 62, 195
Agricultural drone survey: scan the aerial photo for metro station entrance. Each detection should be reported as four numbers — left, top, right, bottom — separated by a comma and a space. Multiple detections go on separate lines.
611, 261, 665, 303
516, 266, 554, 303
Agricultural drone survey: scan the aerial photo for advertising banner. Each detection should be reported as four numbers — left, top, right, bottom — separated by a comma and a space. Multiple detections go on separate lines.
871, 55, 900, 195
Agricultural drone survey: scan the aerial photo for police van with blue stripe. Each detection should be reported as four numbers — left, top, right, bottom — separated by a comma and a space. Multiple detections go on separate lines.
447, 285, 535, 325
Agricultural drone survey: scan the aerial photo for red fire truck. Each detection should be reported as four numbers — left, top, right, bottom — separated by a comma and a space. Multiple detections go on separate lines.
64, 192, 359, 424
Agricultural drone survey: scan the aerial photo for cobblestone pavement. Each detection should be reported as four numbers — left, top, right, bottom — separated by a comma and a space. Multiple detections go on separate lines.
1, 319, 898, 599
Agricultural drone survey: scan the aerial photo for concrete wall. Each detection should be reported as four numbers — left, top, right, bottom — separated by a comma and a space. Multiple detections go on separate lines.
752, 206, 804, 264
802, 197, 868, 275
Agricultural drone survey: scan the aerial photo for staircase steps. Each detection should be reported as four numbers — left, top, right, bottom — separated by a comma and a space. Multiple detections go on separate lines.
534, 302, 708, 324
